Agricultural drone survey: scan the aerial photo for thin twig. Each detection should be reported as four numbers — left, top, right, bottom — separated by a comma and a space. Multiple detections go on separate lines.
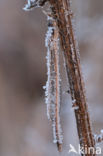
45, 19, 63, 151
49, 0, 95, 155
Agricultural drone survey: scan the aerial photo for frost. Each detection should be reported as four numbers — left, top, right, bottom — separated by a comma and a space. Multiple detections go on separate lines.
43, 85, 46, 89
101, 129, 103, 134
73, 106, 79, 110
45, 25, 54, 48
72, 99, 79, 110
23, 0, 37, 11
94, 130, 103, 145
23, 0, 47, 11
72, 99, 76, 104
44, 25, 53, 119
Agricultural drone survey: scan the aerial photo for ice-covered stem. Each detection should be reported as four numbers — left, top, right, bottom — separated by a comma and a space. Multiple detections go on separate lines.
24, 0, 63, 152
45, 19, 63, 151
49, 0, 95, 155
23, 0, 95, 154
94, 130, 103, 145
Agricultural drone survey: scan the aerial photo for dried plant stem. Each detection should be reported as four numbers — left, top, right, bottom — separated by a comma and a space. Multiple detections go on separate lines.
24, 0, 96, 154
49, 0, 95, 155
45, 20, 63, 151
54, 26, 62, 152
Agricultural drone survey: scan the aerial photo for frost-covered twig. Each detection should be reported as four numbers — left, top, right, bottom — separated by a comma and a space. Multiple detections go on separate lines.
44, 18, 63, 151
24, 0, 96, 154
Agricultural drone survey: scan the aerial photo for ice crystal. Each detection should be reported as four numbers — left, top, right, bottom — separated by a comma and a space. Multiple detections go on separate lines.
73, 106, 79, 110
101, 129, 103, 134
23, 0, 47, 11
23, 0, 37, 11
94, 130, 103, 145
72, 99, 76, 104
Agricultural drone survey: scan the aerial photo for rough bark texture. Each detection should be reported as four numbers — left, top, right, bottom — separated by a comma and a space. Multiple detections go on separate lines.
49, 0, 95, 155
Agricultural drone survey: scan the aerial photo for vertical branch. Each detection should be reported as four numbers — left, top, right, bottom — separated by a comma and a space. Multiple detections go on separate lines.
49, 0, 95, 155
45, 18, 63, 151
53, 22, 63, 151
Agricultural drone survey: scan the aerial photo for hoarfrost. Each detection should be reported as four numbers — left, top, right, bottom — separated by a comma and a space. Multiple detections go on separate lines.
101, 129, 103, 134
72, 99, 76, 104
23, 0, 37, 11
94, 130, 103, 145
73, 106, 79, 110
23, 0, 47, 10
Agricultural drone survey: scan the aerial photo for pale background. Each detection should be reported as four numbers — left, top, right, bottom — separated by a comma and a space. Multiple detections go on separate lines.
0, 0, 103, 155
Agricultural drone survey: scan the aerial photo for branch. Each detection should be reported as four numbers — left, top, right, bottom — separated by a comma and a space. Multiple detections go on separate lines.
49, 0, 95, 155
45, 19, 63, 151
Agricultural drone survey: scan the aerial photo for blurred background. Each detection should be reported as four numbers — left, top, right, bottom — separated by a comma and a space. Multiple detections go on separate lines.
0, 0, 103, 155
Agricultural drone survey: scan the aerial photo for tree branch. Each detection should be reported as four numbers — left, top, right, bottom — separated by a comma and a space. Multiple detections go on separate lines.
49, 0, 95, 155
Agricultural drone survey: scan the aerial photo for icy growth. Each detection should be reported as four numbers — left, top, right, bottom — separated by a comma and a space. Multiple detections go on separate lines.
43, 85, 46, 90
101, 129, 103, 134
23, 0, 46, 10
94, 130, 103, 145
73, 106, 79, 110
45, 25, 54, 48
44, 25, 54, 120
72, 99, 76, 104
23, 0, 37, 11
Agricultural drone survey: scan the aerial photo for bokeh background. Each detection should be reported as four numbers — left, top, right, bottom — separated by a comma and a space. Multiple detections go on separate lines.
0, 0, 103, 155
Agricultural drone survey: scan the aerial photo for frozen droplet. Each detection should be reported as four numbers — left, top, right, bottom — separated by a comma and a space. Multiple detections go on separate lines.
73, 106, 79, 110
